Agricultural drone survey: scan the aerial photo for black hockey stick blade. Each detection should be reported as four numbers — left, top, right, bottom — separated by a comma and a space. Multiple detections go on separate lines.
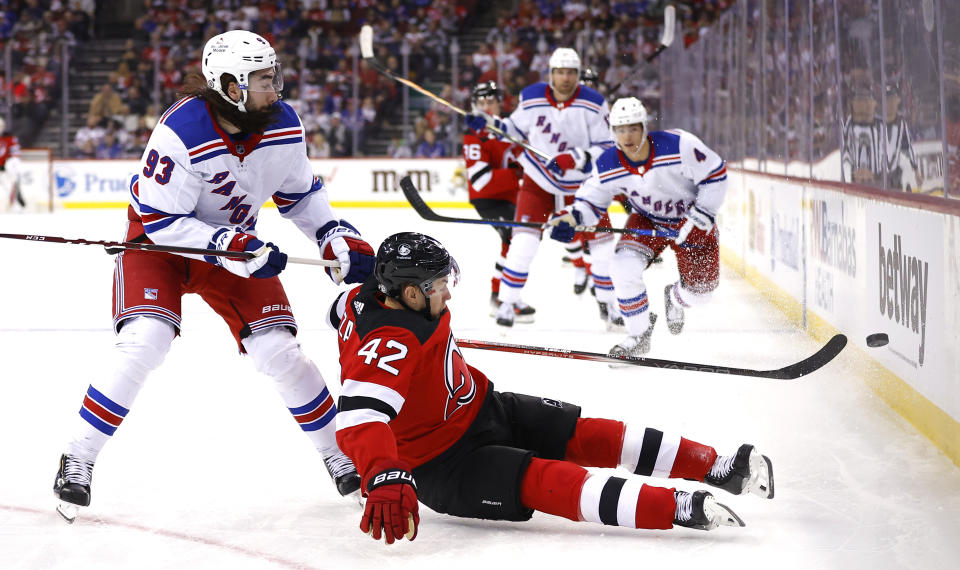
398, 176, 677, 239
455, 334, 847, 380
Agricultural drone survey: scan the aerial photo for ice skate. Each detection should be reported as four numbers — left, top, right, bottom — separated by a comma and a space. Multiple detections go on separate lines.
705, 444, 775, 499
489, 293, 535, 323
573, 266, 589, 295
495, 300, 516, 327
664, 284, 685, 335
673, 490, 745, 531
608, 313, 657, 360
597, 301, 624, 331
53, 454, 93, 524
324, 451, 362, 498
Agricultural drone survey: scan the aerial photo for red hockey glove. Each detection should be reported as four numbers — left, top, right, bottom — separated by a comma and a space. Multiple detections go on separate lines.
674, 205, 716, 245
360, 462, 419, 544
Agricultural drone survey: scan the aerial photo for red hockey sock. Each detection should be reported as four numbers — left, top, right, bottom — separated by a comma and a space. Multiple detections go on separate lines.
564, 417, 624, 468
491, 277, 500, 295
668, 437, 717, 480
577, 472, 676, 529
520, 458, 588, 522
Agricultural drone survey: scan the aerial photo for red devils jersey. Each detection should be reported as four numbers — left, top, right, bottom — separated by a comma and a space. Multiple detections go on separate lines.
329, 279, 489, 480
0, 134, 21, 169
462, 132, 522, 203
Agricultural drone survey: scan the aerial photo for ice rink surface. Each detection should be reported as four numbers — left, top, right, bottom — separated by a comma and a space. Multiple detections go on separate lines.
2, 207, 959, 570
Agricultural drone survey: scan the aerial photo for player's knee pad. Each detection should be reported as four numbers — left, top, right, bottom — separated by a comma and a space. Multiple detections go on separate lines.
504, 229, 541, 269
610, 248, 651, 291
114, 316, 175, 373
243, 327, 308, 379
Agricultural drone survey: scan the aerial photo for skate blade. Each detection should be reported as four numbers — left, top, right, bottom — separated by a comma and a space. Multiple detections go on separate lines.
746, 450, 775, 499
705, 497, 745, 529
56, 502, 79, 524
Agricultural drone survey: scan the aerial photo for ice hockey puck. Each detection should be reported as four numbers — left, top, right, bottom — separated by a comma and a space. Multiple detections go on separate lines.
866, 333, 889, 347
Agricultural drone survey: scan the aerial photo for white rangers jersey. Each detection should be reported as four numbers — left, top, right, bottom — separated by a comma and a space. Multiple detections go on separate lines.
575, 129, 727, 226
501, 83, 613, 195
129, 97, 336, 259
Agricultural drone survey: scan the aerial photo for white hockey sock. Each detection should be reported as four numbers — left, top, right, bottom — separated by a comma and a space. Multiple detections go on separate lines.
244, 328, 339, 454
671, 281, 715, 308
67, 316, 176, 461
499, 229, 541, 304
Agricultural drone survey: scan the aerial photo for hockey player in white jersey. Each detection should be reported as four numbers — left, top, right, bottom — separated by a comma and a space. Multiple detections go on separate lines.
466, 47, 618, 328
52, 30, 373, 522
548, 97, 727, 357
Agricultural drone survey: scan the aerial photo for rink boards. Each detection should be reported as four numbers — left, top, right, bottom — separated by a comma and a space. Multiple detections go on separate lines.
37, 156, 960, 465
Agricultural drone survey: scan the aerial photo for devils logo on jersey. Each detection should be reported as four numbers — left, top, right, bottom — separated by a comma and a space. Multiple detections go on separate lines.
443, 335, 476, 421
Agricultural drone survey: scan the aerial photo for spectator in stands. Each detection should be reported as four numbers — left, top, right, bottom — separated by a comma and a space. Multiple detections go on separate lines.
74, 114, 106, 157
327, 113, 350, 157
308, 131, 331, 158
95, 128, 124, 159
88, 82, 127, 124
388, 138, 413, 159
415, 129, 445, 158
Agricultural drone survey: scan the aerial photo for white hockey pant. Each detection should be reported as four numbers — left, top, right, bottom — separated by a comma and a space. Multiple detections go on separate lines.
242, 328, 339, 455
66, 316, 176, 461
609, 247, 654, 336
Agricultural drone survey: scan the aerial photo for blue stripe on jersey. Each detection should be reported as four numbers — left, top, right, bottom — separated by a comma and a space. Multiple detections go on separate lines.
700, 175, 727, 185
574, 197, 606, 218
257, 136, 304, 151
189, 148, 230, 164
576, 84, 606, 106
273, 176, 322, 214
600, 171, 633, 184
163, 98, 303, 158
519, 82, 548, 102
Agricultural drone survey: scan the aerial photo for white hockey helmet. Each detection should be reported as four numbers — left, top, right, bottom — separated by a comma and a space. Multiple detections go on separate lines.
548, 47, 581, 74
609, 97, 649, 148
202, 30, 283, 112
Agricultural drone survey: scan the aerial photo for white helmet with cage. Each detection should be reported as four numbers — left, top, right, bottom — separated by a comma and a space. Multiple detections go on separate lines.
609, 97, 649, 148
202, 30, 283, 112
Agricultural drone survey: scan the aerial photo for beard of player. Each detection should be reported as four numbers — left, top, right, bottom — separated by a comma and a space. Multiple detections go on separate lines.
178, 72, 280, 134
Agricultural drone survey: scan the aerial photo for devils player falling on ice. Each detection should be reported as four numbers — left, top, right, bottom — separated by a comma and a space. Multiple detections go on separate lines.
327, 232, 774, 544
462, 80, 535, 321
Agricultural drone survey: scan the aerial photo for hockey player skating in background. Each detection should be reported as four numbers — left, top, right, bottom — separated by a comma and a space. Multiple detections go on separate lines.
52, 31, 374, 522
0, 117, 26, 211
462, 80, 535, 322
466, 47, 619, 329
328, 232, 773, 544
548, 97, 727, 357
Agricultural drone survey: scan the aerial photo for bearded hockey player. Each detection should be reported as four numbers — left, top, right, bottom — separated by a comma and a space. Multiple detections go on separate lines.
548, 97, 727, 357
327, 232, 773, 544
466, 47, 620, 329
52, 30, 373, 523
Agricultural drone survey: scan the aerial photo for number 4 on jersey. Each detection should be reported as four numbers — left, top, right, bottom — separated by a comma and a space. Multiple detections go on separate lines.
357, 338, 408, 375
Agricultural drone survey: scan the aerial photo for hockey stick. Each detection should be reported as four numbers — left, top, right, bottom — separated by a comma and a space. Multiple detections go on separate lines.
0, 232, 338, 267
358, 25, 551, 162
456, 333, 847, 380
609, 5, 677, 95
399, 175, 678, 239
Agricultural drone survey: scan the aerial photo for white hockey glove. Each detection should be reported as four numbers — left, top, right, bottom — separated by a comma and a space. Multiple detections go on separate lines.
674, 205, 716, 246
210, 228, 287, 279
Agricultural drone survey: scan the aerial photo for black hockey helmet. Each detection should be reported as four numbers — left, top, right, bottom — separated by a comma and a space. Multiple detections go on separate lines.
580, 67, 599, 87
471, 80, 502, 104
375, 232, 460, 299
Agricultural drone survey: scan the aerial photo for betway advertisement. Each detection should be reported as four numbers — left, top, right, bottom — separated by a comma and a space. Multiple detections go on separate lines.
51, 158, 466, 207
866, 205, 950, 415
